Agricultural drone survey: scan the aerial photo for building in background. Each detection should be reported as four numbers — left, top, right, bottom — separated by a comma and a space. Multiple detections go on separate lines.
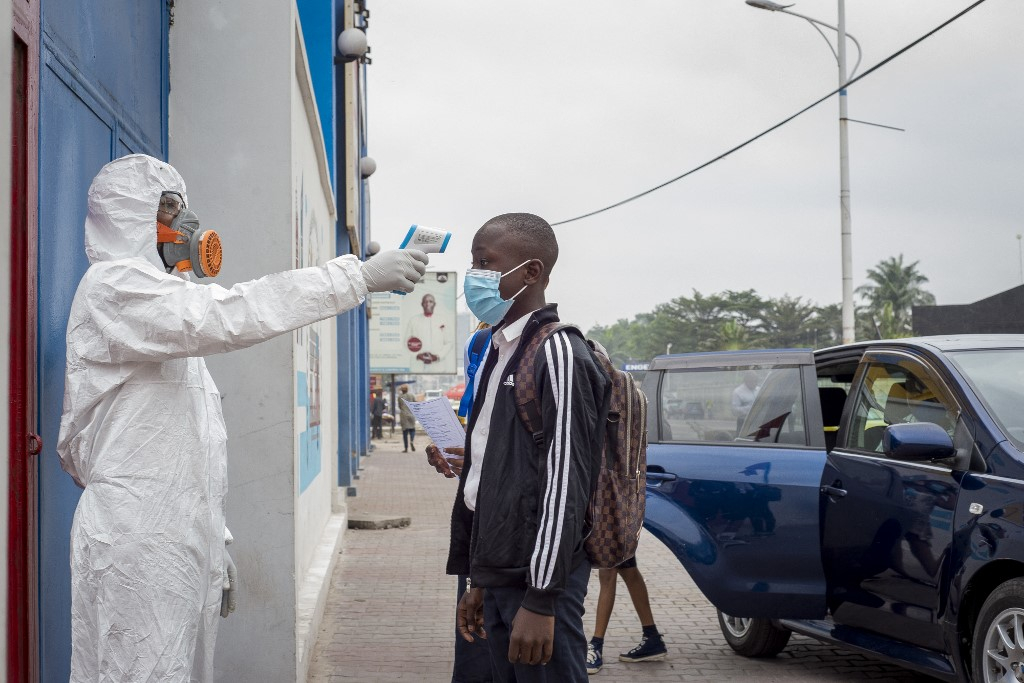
6, 1, 374, 680
913, 285, 1024, 336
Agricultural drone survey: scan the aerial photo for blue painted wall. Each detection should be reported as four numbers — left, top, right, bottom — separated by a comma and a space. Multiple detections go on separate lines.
297, 0, 337, 189
296, 1, 377, 487
36, 2, 167, 679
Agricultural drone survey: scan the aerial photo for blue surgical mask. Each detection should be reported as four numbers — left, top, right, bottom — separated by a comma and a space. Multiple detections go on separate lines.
463, 260, 531, 325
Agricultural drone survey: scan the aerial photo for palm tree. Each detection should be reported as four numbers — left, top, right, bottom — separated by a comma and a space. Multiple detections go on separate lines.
856, 255, 935, 336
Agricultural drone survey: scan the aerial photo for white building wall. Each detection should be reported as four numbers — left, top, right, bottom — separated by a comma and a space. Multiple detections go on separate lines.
1, 0, 12, 656
169, 3, 342, 681
290, 22, 346, 678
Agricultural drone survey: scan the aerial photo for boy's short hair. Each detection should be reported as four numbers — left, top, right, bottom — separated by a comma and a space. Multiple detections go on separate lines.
482, 213, 558, 274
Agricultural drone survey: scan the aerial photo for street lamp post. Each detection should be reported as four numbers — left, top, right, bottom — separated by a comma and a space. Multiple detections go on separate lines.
746, 0, 861, 343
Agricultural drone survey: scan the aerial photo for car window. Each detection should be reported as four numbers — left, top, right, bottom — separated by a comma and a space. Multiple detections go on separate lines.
655, 364, 807, 445
946, 349, 1024, 449
844, 357, 958, 457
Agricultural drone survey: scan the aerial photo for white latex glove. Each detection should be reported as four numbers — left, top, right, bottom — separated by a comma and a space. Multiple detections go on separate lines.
221, 549, 238, 618
359, 249, 429, 293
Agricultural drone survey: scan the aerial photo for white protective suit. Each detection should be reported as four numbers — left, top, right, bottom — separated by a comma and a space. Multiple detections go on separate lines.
57, 154, 370, 681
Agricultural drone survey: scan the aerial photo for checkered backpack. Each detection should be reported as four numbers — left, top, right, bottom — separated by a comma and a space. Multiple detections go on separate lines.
514, 323, 648, 568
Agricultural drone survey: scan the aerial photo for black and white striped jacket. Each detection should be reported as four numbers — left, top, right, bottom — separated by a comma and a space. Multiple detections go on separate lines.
446, 304, 611, 616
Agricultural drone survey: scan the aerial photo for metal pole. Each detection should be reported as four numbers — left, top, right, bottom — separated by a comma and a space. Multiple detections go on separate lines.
838, 0, 855, 343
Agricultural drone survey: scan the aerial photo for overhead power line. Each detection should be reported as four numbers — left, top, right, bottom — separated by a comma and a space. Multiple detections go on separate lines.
550, 0, 990, 227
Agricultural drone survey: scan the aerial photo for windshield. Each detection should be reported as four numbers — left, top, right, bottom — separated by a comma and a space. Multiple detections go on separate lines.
947, 349, 1024, 448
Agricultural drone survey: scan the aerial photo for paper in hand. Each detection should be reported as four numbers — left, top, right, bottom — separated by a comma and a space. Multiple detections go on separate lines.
401, 397, 465, 451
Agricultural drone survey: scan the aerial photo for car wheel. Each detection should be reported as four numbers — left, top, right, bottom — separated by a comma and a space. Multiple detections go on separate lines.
717, 610, 792, 657
973, 578, 1024, 683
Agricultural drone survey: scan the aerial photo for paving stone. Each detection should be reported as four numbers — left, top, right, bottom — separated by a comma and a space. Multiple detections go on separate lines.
308, 435, 940, 682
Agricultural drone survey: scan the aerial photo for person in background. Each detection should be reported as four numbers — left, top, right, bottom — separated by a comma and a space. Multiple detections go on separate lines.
585, 557, 667, 675
371, 389, 386, 439
731, 370, 760, 433
398, 384, 418, 452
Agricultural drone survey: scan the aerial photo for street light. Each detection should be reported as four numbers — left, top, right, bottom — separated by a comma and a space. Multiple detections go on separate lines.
746, 0, 862, 343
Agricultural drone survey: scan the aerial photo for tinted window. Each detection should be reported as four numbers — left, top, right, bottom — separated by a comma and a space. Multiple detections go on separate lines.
947, 349, 1024, 449
654, 364, 807, 445
845, 357, 958, 456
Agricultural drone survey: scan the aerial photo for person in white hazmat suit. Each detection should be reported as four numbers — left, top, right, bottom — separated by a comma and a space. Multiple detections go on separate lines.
56, 154, 428, 682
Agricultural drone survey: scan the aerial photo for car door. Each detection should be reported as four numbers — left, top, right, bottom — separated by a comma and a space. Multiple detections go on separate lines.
821, 348, 965, 652
642, 350, 829, 619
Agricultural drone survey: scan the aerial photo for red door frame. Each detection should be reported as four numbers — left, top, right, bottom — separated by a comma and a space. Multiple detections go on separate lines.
9, 0, 39, 680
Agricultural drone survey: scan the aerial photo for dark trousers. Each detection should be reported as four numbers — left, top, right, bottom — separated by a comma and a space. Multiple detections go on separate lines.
482, 560, 590, 683
371, 415, 383, 439
454, 575, 493, 683
403, 428, 416, 450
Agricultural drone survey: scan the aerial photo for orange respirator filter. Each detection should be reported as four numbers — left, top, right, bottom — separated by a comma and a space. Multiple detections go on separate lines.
156, 210, 223, 278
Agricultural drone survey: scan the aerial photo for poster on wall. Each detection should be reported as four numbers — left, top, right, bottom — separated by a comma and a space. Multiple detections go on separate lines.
369, 271, 457, 375
294, 173, 327, 494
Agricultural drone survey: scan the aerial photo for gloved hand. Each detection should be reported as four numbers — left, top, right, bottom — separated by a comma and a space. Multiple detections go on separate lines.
359, 249, 429, 293
221, 549, 238, 618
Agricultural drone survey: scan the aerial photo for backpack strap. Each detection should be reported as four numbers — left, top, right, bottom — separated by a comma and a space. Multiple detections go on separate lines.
588, 347, 619, 470
458, 328, 492, 420
514, 322, 580, 449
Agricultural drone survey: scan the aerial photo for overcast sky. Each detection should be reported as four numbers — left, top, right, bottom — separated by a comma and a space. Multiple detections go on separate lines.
366, 0, 1024, 331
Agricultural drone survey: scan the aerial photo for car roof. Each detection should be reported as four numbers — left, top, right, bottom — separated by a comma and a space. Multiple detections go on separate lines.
649, 349, 815, 371
817, 334, 1024, 354
648, 335, 1024, 371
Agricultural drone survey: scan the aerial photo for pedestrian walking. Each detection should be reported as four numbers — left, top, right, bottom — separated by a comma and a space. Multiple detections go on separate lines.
398, 385, 418, 452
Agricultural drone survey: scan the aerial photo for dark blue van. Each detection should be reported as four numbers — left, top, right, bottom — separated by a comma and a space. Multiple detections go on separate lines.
641, 336, 1024, 683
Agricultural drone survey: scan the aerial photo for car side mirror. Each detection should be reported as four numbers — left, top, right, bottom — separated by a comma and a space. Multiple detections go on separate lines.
883, 422, 955, 461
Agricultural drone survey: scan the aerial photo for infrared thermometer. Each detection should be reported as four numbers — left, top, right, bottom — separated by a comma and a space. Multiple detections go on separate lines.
394, 225, 451, 294
400, 225, 451, 254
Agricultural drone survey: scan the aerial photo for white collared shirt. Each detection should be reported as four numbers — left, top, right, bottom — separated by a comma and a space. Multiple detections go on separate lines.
463, 311, 534, 512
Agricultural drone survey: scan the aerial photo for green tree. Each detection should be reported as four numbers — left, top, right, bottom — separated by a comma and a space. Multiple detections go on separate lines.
760, 296, 818, 348
811, 303, 843, 348
855, 254, 935, 336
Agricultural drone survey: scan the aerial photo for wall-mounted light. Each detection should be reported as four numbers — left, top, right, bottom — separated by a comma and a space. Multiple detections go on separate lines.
336, 28, 368, 64
359, 157, 377, 178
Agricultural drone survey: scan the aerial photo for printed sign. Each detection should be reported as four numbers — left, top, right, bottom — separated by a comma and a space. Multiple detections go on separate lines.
369, 271, 457, 375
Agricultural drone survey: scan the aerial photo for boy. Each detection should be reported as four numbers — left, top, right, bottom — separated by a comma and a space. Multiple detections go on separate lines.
446, 213, 610, 682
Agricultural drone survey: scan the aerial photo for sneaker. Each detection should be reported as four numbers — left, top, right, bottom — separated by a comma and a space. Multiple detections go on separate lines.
618, 634, 667, 663
586, 641, 603, 674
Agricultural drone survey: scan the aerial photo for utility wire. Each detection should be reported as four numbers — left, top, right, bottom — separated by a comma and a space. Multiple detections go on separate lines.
550, 0, 990, 227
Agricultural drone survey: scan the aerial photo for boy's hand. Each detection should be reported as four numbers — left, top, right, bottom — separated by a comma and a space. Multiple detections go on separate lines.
425, 444, 457, 478
442, 446, 465, 477
457, 587, 487, 642
508, 606, 554, 665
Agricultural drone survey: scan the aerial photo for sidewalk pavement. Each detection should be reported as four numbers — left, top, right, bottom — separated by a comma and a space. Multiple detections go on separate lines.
308, 435, 936, 682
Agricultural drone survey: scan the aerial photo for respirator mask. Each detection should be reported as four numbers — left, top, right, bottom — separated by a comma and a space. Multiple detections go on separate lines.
156, 191, 223, 278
